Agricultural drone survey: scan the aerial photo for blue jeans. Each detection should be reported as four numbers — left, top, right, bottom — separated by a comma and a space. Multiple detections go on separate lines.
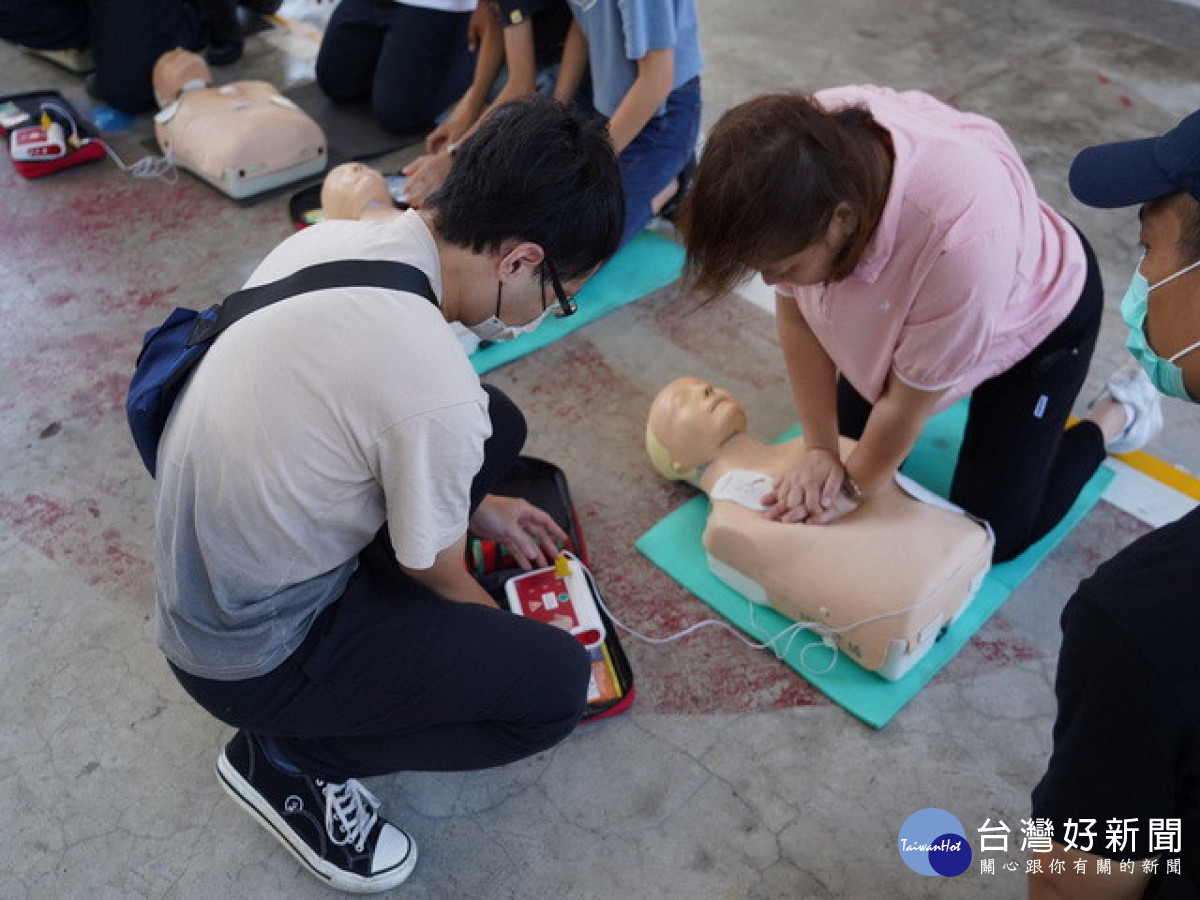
315, 0, 475, 134
617, 76, 702, 248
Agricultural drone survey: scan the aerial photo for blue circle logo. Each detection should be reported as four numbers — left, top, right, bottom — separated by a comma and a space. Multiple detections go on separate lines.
897, 808, 972, 877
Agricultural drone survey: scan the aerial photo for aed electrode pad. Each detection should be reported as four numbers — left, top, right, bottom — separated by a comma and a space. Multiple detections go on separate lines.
710, 469, 773, 511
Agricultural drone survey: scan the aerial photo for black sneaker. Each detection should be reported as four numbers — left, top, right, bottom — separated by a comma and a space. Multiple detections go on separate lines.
198, 0, 244, 66
216, 731, 417, 893
658, 152, 697, 223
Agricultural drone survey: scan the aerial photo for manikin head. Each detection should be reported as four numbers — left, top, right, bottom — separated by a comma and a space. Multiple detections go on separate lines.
321, 163, 396, 221
152, 48, 212, 108
646, 377, 748, 482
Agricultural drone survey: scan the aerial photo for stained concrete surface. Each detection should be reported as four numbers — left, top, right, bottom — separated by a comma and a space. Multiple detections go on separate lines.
2, 1, 1199, 897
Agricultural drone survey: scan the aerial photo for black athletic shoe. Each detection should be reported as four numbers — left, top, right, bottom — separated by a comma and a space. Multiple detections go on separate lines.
216, 731, 417, 893
658, 152, 697, 223
198, 0, 244, 65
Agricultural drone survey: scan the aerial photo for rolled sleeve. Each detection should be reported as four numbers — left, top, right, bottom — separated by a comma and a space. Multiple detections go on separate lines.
375, 400, 490, 570
618, 0, 677, 59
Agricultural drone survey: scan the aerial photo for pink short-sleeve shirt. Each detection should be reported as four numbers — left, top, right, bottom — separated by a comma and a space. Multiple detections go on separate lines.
777, 85, 1086, 414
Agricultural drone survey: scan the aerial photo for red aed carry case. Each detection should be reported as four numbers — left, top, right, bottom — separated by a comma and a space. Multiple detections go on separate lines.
1, 91, 105, 178
470, 456, 635, 722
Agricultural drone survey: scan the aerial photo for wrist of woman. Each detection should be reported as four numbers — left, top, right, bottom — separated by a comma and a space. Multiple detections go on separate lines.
806, 444, 841, 460
840, 475, 867, 503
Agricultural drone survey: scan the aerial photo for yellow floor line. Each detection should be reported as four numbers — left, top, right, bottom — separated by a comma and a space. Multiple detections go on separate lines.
1065, 413, 1200, 500
1111, 448, 1200, 500
268, 13, 324, 43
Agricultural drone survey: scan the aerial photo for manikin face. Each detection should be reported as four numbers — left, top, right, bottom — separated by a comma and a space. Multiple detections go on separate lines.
648, 377, 748, 474
1137, 193, 1200, 399
321, 163, 394, 221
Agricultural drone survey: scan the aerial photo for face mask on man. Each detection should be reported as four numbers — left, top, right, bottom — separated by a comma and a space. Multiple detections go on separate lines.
466, 306, 554, 343
465, 281, 557, 343
1121, 256, 1200, 401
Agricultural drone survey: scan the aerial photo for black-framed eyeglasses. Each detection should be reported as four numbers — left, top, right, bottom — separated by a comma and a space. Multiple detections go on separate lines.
543, 257, 577, 318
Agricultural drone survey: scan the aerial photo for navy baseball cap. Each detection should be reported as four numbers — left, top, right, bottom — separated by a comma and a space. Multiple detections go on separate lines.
1069, 108, 1200, 208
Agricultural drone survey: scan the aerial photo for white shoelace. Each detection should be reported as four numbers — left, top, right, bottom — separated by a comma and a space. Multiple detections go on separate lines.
321, 778, 381, 853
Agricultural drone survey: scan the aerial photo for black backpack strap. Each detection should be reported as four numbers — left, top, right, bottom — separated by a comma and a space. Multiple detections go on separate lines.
185, 259, 438, 347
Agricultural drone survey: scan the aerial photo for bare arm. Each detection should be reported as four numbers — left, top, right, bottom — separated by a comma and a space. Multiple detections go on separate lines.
495, 19, 538, 100
1028, 844, 1152, 900
775, 291, 840, 453
763, 293, 847, 521
605, 46, 674, 155
768, 293, 941, 523
426, 13, 506, 153
449, 19, 540, 146
553, 20, 589, 104
844, 369, 944, 497
400, 534, 496, 607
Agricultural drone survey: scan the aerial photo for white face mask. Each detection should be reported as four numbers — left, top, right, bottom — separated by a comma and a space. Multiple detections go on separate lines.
466, 282, 554, 343
466, 306, 554, 343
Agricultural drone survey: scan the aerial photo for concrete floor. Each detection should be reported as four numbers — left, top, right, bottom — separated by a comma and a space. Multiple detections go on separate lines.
2, 0, 1199, 897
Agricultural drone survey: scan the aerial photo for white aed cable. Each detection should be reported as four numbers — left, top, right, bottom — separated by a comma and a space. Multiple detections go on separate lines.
39, 100, 178, 184
97, 139, 177, 184
578, 549, 987, 676
575, 553, 843, 671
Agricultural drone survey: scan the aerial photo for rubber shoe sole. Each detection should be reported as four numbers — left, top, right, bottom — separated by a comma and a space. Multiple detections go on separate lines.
216, 747, 417, 894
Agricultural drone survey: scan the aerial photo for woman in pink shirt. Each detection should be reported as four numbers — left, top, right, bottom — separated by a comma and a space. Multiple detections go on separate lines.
680, 87, 1161, 561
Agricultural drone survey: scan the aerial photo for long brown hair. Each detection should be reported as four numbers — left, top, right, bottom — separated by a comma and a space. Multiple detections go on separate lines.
679, 92, 891, 295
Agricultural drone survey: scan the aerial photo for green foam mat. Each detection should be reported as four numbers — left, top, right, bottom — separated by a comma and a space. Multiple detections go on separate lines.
635, 400, 1114, 728
471, 230, 685, 375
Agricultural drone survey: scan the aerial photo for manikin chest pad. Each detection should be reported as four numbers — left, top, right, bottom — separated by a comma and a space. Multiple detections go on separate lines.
154, 80, 326, 200
703, 470, 994, 682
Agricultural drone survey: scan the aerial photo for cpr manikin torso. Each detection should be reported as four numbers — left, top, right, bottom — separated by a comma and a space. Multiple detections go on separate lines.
152, 48, 326, 199
646, 377, 993, 681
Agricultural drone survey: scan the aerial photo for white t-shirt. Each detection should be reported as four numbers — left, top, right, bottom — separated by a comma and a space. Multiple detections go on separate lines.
155, 211, 491, 680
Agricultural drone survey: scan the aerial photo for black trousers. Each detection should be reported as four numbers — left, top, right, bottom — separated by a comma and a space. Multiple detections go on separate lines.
838, 228, 1108, 563
314, 0, 474, 134
0, 0, 203, 112
170, 386, 592, 782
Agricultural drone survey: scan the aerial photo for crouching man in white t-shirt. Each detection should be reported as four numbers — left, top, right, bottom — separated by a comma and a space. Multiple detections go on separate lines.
154, 95, 624, 893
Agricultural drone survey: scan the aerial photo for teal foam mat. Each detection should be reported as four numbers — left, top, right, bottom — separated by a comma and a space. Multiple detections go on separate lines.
471, 230, 685, 375
635, 400, 1114, 728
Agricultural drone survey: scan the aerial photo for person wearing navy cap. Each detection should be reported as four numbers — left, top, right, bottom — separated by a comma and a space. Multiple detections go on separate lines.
1029, 109, 1200, 898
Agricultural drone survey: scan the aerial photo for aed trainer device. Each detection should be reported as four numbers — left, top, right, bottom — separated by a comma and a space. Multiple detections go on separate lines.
504, 551, 607, 649
11, 122, 67, 162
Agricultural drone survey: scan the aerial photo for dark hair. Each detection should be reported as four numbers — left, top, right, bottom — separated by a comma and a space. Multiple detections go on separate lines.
678, 92, 891, 295
429, 95, 624, 281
